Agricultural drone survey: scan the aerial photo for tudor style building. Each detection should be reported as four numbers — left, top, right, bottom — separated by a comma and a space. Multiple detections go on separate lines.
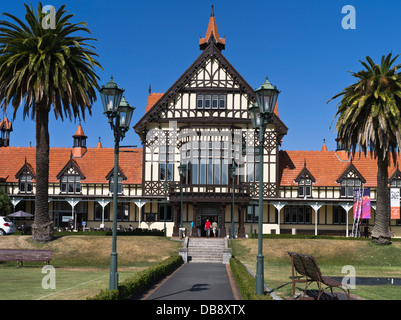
1, 8, 401, 237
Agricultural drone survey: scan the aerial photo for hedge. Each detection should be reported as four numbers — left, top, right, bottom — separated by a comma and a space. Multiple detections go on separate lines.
229, 257, 272, 300
88, 255, 183, 300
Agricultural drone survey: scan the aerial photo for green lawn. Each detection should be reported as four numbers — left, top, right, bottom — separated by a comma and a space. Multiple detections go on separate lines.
230, 237, 401, 300
0, 235, 182, 300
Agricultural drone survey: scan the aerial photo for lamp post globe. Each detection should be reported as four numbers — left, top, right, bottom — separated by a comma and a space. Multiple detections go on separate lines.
99, 76, 124, 116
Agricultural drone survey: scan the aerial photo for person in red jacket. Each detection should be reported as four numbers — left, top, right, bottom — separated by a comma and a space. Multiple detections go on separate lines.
205, 219, 211, 238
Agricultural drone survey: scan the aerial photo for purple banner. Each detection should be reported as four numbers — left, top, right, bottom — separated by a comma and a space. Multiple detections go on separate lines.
361, 189, 371, 219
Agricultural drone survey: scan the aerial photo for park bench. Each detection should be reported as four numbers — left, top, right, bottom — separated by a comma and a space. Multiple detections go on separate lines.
287, 251, 350, 300
0, 249, 53, 268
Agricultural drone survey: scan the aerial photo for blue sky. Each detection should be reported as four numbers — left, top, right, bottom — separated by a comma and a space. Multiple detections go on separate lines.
2, 0, 401, 152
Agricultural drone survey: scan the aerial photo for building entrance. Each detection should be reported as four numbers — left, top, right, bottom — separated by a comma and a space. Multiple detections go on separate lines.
196, 205, 221, 237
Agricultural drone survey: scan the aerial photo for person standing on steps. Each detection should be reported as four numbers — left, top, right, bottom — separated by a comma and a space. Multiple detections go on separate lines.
205, 219, 211, 238
212, 220, 218, 237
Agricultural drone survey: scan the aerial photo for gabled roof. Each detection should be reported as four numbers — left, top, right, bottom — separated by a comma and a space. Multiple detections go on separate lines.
56, 158, 86, 180
0, 147, 142, 184
134, 41, 257, 135
294, 162, 316, 183
15, 160, 36, 179
105, 166, 128, 181
336, 162, 366, 184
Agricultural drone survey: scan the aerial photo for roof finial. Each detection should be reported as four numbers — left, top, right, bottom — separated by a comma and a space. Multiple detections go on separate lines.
211, 4, 214, 17
149, 84, 151, 94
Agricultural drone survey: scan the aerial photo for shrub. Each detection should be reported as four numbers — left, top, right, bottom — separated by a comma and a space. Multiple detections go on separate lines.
229, 257, 272, 300
88, 255, 182, 300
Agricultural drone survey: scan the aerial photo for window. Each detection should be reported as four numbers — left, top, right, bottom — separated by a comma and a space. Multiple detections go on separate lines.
219, 95, 226, 109
182, 137, 231, 185
159, 145, 173, 181
204, 95, 211, 109
94, 202, 110, 221
298, 178, 312, 197
212, 95, 218, 109
247, 148, 260, 183
247, 205, 259, 223
340, 179, 361, 197
284, 206, 312, 224
117, 203, 129, 221
390, 180, 401, 187
60, 175, 81, 194
196, 94, 226, 109
197, 95, 203, 109
333, 206, 346, 224
109, 175, 123, 194
19, 174, 33, 193
159, 204, 173, 221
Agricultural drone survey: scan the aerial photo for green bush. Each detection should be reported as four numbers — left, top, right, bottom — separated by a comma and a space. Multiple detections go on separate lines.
229, 257, 272, 300
88, 255, 182, 300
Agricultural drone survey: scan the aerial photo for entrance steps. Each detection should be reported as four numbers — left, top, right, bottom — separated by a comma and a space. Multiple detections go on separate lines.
179, 237, 232, 264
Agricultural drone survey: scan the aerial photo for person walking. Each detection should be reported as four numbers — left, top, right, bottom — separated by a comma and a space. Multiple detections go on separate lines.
212, 220, 218, 237
205, 219, 211, 238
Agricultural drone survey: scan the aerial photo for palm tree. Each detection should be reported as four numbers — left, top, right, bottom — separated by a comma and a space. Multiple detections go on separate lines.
0, 3, 102, 242
329, 53, 401, 245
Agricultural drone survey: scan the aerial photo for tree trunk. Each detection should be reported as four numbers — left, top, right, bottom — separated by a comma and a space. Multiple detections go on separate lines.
371, 150, 391, 245
32, 106, 54, 243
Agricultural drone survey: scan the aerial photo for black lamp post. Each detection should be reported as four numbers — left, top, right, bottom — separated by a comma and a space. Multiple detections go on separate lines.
230, 164, 237, 239
99, 76, 135, 291
178, 164, 186, 239
250, 183, 255, 238
248, 77, 280, 295
163, 182, 167, 237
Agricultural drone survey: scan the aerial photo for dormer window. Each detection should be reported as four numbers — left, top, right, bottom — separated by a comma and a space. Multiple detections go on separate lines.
298, 178, 312, 197
106, 167, 127, 195
337, 163, 365, 198
390, 180, 401, 187
61, 175, 81, 194
57, 159, 85, 194
340, 178, 361, 197
110, 176, 123, 194
294, 163, 316, 198
19, 174, 33, 193
15, 161, 35, 194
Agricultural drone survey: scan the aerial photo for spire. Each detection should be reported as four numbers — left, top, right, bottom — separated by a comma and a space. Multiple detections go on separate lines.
97, 137, 102, 149
199, 5, 225, 51
321, 138, 328, 152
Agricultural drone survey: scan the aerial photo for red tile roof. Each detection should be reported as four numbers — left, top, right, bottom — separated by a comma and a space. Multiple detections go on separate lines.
145, 93, 164, 113
279, 149, 400, 187
0, 147, 142, 184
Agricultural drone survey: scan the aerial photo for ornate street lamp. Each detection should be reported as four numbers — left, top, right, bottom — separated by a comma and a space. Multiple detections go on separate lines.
248, 77, 280, 295
230, 164, 237, 239
178, 164, 186, 239
99, 76, 135, 291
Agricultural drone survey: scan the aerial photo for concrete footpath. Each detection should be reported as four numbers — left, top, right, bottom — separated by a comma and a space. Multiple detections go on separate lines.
140, 263, 242, 300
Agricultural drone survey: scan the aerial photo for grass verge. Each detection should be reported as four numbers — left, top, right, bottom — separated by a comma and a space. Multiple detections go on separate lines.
230, 236, 401, 300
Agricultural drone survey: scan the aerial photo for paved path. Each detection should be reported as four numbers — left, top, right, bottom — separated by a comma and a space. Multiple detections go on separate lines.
142, 263, 241, 300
